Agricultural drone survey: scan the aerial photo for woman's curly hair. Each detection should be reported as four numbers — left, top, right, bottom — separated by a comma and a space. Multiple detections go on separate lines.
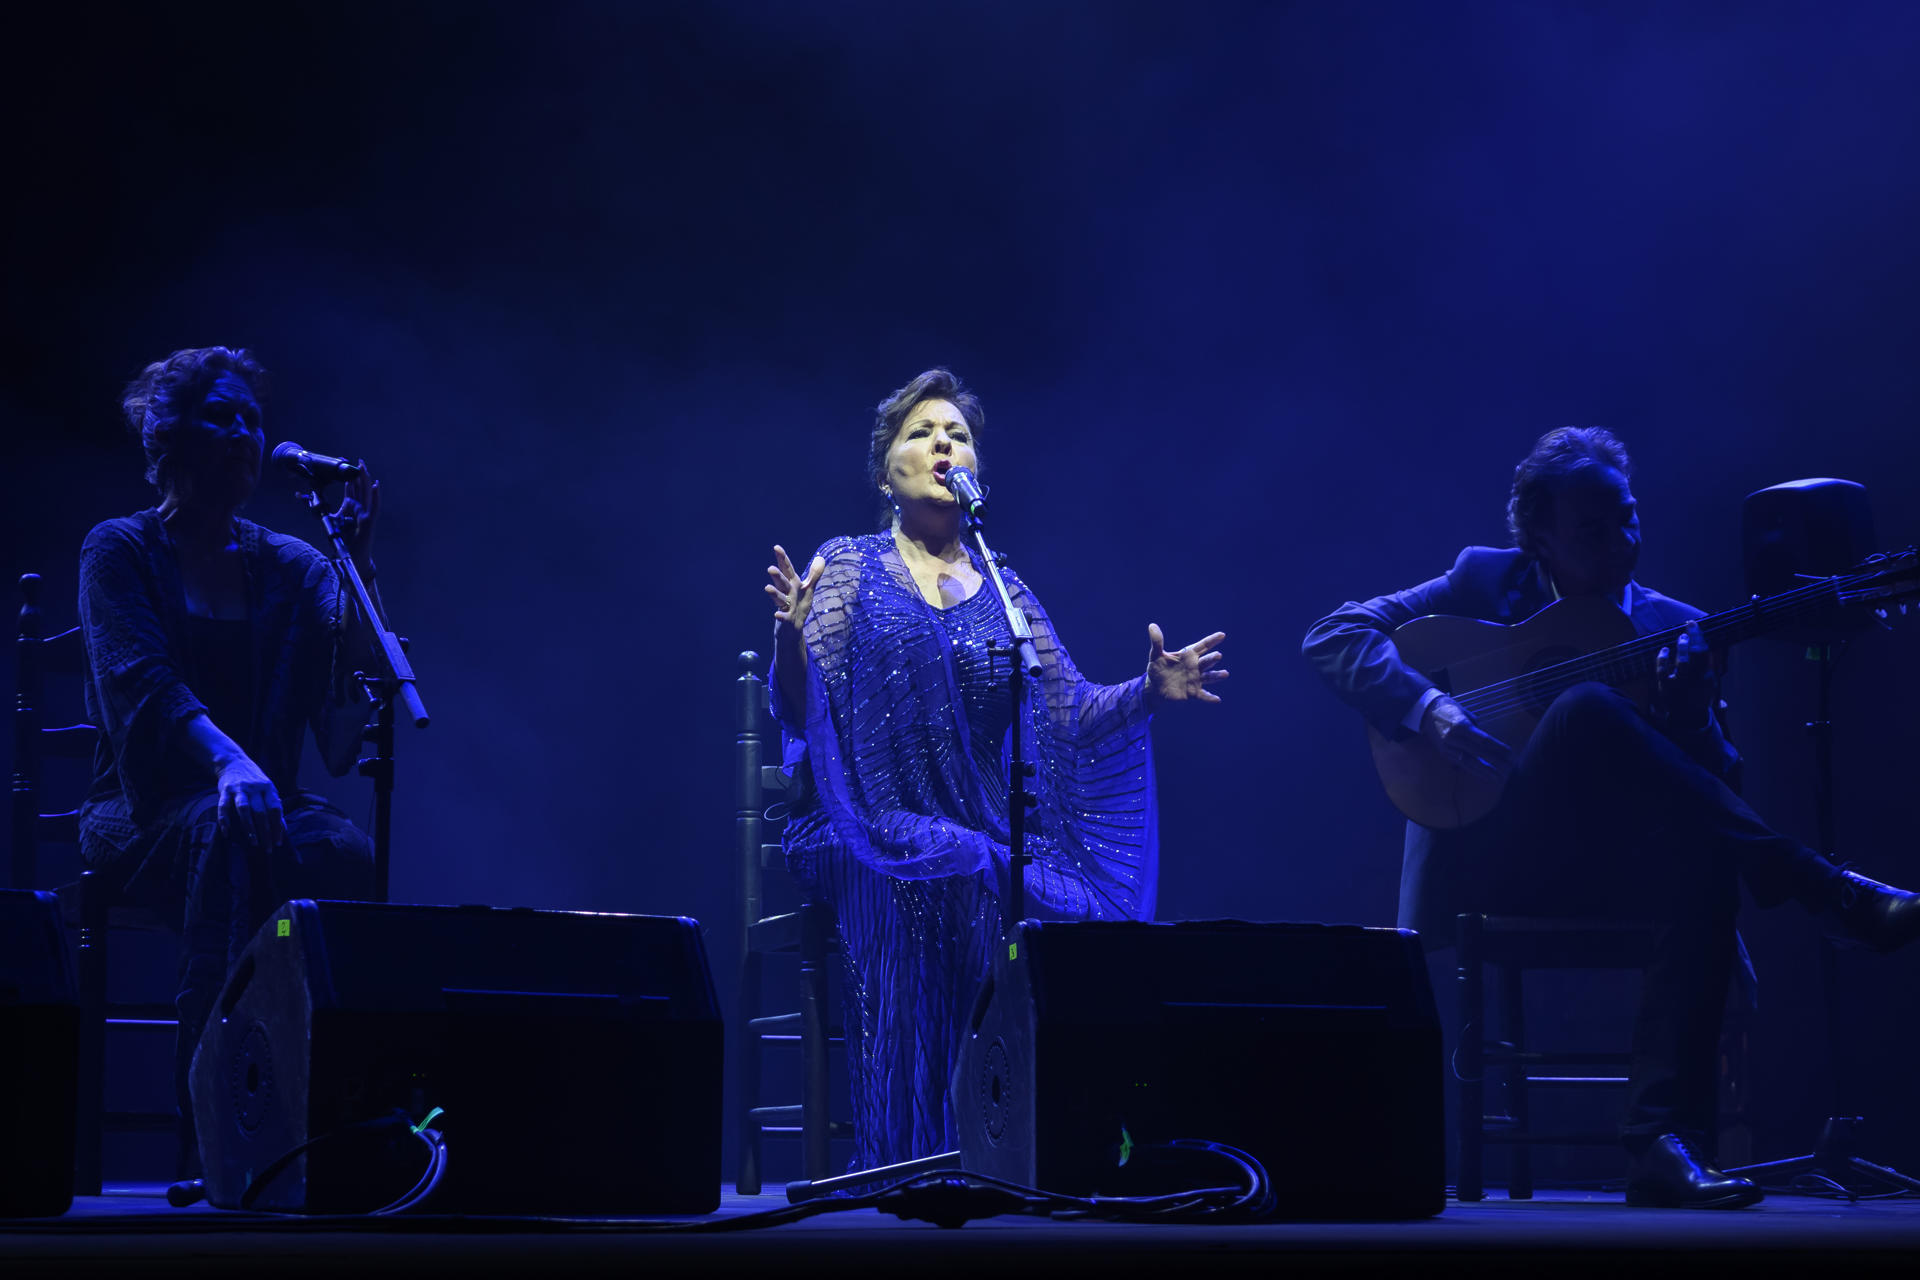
121, 346, 268, 493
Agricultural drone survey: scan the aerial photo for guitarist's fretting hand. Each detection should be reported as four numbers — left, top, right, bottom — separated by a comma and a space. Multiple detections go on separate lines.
1420, 695, 1515, 783
1654, 621, 1716, 733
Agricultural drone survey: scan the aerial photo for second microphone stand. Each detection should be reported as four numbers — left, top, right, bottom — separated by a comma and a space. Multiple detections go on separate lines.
297, 484, 429, 904
1726, 641, 1920, 1198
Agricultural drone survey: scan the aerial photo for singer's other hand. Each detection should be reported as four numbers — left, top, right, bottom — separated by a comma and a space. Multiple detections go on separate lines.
329, 463, 380, 567
1144, 623, 1228, 708
766, 545, 826, 646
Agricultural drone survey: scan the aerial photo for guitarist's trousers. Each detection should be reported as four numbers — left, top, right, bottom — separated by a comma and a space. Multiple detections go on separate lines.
1450, 682, 1845, 1148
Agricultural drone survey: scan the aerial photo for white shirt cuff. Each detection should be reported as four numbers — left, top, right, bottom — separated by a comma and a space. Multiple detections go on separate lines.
1402, 686, 1445, 733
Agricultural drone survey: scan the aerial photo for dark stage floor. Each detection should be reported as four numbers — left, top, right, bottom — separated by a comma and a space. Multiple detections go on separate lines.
5, 1184, 1920, 1276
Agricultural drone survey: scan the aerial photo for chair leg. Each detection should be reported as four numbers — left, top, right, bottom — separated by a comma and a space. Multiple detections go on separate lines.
1501, 962, 1532, 1200
1455, 915, 1484, 1203
798, 904, 833, 1182
74, 870, 107, 1197
735, 948, 764, 1196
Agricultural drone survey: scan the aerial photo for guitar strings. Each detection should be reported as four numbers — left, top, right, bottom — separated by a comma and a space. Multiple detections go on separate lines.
1453, 577, 1836, 722
1448, 560, 1909, 724
1452, 568, 1882, 721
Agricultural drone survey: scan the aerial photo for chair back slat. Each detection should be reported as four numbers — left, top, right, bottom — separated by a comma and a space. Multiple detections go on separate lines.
40, 723, 99, 759
37, 627, 87, 679
36, 810, 81, 847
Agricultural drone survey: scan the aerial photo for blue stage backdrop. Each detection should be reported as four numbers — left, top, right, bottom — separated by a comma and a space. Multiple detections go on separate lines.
5, 0, 1919, 1180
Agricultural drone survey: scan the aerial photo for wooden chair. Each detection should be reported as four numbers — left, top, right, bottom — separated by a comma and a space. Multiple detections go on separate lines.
733, 650, 850, 1194
13, 572, 178, 1194
1454, 913, 1754, 1201
1453, 914, 1662, 1201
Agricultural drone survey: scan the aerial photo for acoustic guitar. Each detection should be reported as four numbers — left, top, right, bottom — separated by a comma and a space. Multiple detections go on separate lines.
1369, 550, 1920, 829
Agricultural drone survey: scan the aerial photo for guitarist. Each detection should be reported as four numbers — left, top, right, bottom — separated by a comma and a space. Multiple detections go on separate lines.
1303, 426, 1920, 1209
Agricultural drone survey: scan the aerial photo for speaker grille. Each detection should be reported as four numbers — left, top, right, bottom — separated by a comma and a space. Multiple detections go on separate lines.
979, 1036, 1012, 1143
229, 1020, 274, 1136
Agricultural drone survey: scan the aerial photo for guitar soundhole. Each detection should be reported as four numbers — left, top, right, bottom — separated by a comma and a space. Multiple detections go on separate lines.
1517, 646, 1583, 717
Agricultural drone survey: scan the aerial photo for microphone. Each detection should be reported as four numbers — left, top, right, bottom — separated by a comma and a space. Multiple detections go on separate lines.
272, 442, 363, 481
940, 466, 988, 521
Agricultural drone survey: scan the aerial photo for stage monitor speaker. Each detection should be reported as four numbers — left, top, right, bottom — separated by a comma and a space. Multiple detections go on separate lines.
1744, 478, 1876, 629
0, 889, 77, 1218
955, 919, 1444, 1220
191, 899, 721, 1216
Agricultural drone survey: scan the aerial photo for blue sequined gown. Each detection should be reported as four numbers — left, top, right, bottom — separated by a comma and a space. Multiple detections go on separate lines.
774, 532, 1157, 1169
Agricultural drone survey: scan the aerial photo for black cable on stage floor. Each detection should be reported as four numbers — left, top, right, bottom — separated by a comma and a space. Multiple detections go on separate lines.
235, 1112, 447, 1216
0, 1139, 1272, 1234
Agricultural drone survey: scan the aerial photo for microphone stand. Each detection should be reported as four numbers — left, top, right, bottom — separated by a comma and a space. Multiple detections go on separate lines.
962, 506, 1042, 942
296, 484, 429, 904
1725, 641, 1920, 1197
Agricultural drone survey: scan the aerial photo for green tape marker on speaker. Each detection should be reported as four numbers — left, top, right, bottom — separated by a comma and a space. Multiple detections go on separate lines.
277, 920, 290, 938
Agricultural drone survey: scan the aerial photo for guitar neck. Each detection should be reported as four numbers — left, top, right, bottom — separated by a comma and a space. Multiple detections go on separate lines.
1454, 576, 1848, 717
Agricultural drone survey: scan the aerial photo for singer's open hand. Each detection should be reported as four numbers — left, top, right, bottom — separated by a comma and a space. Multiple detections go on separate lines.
328, 464, 380, 567
766, 545, 826, 648
1144, 623, 1229, 708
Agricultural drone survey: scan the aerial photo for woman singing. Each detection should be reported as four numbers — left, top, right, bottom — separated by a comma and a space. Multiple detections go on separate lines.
78, 346, 380, 1168
765, 368, 1228, 1169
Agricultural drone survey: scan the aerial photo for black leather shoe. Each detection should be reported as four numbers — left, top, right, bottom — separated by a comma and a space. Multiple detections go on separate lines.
1624, 1134, 1763, 1209
1824, 870, 1920, 954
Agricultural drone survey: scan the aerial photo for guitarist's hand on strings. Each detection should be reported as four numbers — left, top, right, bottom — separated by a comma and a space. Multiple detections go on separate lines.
1654, 620, 1716, 733
1420, 695, 1514, 783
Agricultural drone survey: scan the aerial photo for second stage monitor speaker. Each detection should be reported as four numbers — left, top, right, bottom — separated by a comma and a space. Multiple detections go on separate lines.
955, 919, 1444, 1219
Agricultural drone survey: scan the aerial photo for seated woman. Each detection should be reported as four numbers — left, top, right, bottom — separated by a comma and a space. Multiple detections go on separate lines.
764, 368, 1228, 1170
78, 346, 380, 1171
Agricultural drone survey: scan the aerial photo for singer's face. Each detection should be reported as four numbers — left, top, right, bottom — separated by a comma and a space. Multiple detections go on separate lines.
169, 373, 264, 507
885, 398, 977, 514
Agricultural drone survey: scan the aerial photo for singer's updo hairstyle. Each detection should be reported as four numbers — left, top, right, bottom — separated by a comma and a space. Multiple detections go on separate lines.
121, 346, 268, 494
867, 367, 985, 529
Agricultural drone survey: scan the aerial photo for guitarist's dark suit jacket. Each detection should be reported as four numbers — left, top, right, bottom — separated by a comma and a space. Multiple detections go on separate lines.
1303, 545, 1741, 948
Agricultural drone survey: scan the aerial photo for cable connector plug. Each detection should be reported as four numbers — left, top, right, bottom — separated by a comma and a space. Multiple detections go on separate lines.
874, 1176, 1041, 1228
